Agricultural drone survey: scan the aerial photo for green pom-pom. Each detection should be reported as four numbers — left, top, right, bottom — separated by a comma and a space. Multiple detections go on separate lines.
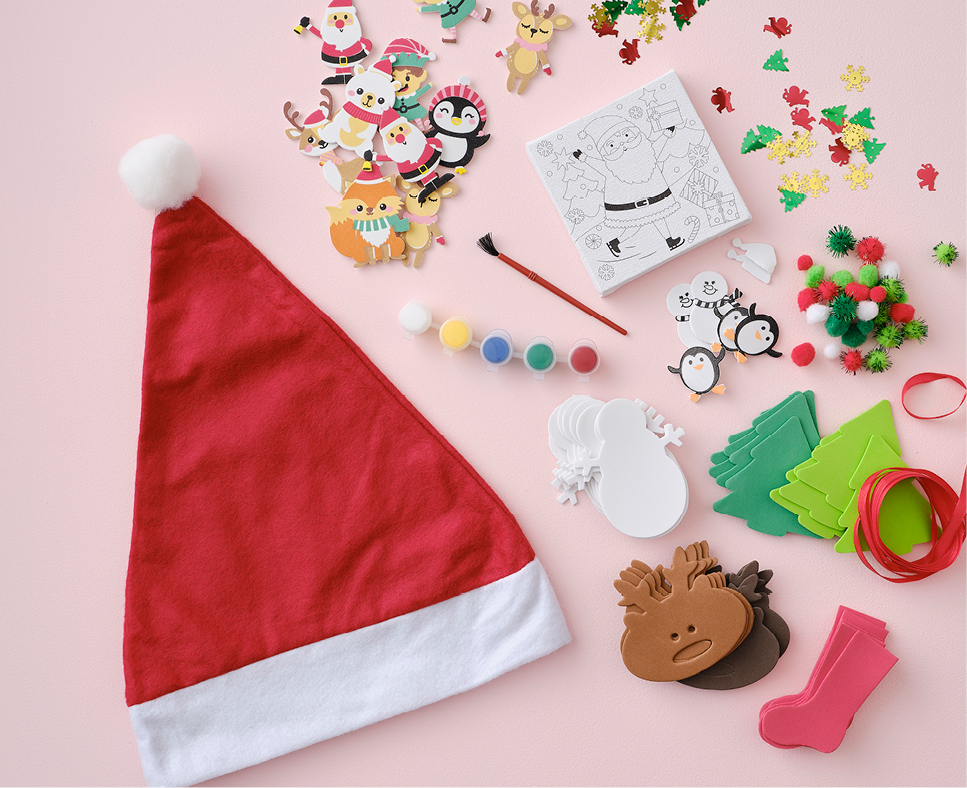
804, 264, 825, 288
873, 302, 892, 327
899, 290, 909, 303
864, 348, 892, 374
856, 319, 875, 335
880, 277, 905, 302
858, 264, 879, 287
830, 269, 855, 287
903, 318, 929, 343
831, 293, 857, 321
827, 225, 856, 257
842, 324, 868, 348
933, 242, 958, 266
825, 313, 851, 337
876, 323, 904, 349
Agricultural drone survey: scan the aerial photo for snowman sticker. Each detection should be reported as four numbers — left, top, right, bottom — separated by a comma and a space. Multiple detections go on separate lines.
666, 283, 711, 349
687, 271, 741, 345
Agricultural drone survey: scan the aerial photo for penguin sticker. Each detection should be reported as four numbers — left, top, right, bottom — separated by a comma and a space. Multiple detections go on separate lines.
733, 303, 782, 358
712, 304, 750, 362
426, 78, 490, 173
688, 271, 742, 345
666, 283, 711, 349
668, 346, 727, 402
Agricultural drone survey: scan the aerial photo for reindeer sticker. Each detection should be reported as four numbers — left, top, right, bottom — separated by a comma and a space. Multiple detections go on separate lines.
397, 176, 459, 267
614, 541, 753, 681
495, 1, 571, 95
283, 89, 335, 157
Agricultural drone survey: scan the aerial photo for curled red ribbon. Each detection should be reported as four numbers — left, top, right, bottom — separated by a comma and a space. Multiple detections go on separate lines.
854, 373, 966, 582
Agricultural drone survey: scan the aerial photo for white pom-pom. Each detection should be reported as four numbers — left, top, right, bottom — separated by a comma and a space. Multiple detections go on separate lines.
856, 300, 879, 321
823, 342, 841, 360
806, 303, 831, 324
878, 259, 901, 279
119, 135, 200, 212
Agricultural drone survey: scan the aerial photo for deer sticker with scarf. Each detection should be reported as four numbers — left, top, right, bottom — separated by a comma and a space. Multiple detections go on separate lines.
496, 1, 571, 95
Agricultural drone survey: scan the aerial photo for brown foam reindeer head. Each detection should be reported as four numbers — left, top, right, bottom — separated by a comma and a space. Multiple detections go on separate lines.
614, 541, 753, 682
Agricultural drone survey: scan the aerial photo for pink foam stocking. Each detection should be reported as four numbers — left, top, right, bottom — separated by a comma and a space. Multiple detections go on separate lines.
760, 632, 897, 753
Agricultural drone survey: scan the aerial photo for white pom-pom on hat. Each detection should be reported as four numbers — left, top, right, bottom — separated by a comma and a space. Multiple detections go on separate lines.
823, 342, 841, 360
119, 135, 200, 212
856, 300, 879, 321
806, 303, 831, 324
878, 260, 901, 279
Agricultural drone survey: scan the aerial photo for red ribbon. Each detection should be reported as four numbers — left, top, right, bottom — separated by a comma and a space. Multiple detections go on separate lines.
853, 373, 966, 583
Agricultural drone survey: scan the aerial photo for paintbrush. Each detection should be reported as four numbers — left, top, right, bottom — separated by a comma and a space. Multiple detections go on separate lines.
476, 233, 628, 336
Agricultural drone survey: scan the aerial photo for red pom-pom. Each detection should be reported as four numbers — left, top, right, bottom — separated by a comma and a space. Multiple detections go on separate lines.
841, 349, 864, 374
818, 280, 839, 300
890, 303, 915, 323
797, 287, 820, 311
791, 342, 815, 367
797, 254, 813, 271
857, 236, 885, 263
870, 285, 887, 303
844, 282, 870, 301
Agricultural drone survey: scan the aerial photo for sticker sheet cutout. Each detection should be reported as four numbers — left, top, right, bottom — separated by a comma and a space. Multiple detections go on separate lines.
833, 436, 934, 554
666, 283, 712, 349
713, 418, 822, 538
615, 542, 753, 681
793, 400, 898, 511
727, 238, 776, 284
595, 399, 688, 537
688, 271, 735, 344
497, 2, 572, 95
525, 70, 751, 297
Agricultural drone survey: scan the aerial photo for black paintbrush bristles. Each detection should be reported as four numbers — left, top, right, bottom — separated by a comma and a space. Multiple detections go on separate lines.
476, 233, 499, 257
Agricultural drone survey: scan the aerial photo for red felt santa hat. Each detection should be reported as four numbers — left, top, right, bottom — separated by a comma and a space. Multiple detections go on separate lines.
327, 0, 356, 12
117, 136, 570, 787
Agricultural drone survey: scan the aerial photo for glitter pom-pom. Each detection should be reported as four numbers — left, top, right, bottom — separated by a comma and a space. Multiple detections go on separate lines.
858, 264, 880, 287
873, 302, 892, 327
831, 293, 857, 321
797, 254, 814, 271
804, 264, 825, 288
876, 323, 904, 348
933, 242, 958, 266
841, 349, 864, 374
806, 303, 831, 324
880, 277, 905, 302
827, 225, 857, 257
903, 318, 928, 343
864, 348, 892, 373
856, 236, 885, 262
824, 342, 841, 360
818, 280, 839, 300
798, 287, 820, 311
791, 342, 815, 366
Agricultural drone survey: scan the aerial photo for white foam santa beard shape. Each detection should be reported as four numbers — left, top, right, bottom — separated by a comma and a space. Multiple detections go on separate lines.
735, 318, 776, 356
688, 271, 730, 344
666, 283, 711, 350
593, 399, 687, 538
431, 100, 481, 165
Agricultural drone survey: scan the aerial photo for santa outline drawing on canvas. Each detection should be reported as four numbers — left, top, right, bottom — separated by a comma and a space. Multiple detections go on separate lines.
570, 112, 684, 260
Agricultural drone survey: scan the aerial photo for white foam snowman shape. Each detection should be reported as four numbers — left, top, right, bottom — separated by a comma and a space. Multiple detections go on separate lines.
688, 271, 735, 345
594, 399, 688, 538
666, 283, 711, 350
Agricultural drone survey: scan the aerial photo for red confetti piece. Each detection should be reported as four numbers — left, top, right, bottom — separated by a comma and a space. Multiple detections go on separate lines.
917, 163, 938, 191
675, 0, 696, 20
763, 16, 791, 37
782, 85, 809, 106
592, 17, 619, 37
790, 107, 815, 130
619, 38, 640, 65
710, 87, 734, 113
819, 117, 843, 135
828, 138, 851, 167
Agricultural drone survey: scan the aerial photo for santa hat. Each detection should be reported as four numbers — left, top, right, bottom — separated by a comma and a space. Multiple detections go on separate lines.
429, 77, 488, 124
381, 37, 436, 69
379, 107, 403, 129
327, 0, 356, 12
117, 136, 570, 787
371, 56, 394, 80
577, 114, 633, 149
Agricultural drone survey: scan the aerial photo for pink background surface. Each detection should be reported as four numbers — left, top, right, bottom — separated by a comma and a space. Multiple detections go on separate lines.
2, 1, 965, 785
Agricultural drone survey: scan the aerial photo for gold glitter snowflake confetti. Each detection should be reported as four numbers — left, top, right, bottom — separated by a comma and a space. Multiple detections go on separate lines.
844, 162, 873, 190
841, 65, 870, 92
842, 122, 871, 152
803, 169, 830, 198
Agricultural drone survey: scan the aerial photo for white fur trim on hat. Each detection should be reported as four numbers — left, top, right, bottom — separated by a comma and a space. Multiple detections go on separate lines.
119, 135, 200, 213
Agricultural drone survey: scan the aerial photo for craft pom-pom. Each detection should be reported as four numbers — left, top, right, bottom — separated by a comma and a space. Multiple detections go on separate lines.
797, 287, 820, 311
790, 342, 815, 366
826, 225, 856, 257
864, 348, 892, 373
830, 270, 855, 287
797, 254, 813, 271
855, 319, 875, 335
803, 265, 825, 288
858, 264, 880, 288
841, 323, 868, 348
844, 282, 870, 301
823, 342, 842, 360
933, 242, 958, 266
841, 349, 864, 374
878, 260, 901, 279
856, 300, 879, 321
825, 313, 851, 338
869, 285, 887, 303
119, 135, 201, 212
879, 277, 905, 301
831, 294, 857, 322
856, 236, 885, 262
806, 303, 830, 324
903, 318, 928, 342
890, 303, 915, 323
817, 280, 839, 301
